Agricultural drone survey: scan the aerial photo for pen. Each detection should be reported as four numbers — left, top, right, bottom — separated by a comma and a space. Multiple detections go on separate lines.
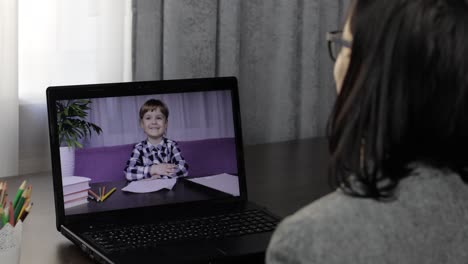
20, 203, 32, 222
12, 180, 26, 208
101, 187, 116, 202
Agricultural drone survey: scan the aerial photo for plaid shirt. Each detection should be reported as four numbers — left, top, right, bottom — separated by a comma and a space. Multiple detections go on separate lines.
124, 138, 189, 181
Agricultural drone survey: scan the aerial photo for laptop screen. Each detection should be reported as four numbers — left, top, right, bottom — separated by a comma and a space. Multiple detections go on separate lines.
53, 87, 241, 216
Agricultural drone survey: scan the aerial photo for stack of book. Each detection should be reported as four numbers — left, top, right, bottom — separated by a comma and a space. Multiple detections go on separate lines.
62, 176, 91, 209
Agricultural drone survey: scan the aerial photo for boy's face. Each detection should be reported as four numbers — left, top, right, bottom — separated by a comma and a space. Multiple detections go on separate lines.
140, 107, 168, 141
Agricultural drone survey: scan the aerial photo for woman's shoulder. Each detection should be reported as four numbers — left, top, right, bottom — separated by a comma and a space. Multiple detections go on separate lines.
266, 190, 372, 263
269, 165, 467, 238
275, 189, 382, 231
270, 189, 368, 229
266, 166, 468, 263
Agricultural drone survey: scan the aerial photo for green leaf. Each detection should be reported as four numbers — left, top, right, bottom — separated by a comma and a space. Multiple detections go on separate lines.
57, 99, 103, 149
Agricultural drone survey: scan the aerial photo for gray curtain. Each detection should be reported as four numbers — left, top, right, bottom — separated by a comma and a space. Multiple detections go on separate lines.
132, 0, 348, 145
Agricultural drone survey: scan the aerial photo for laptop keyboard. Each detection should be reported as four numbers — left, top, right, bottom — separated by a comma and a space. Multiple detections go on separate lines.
83, 210, 279, 252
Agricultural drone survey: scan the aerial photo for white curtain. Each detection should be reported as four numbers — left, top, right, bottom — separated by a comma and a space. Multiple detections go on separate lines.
0, 0, 19, 178
18, 0, 132, 175
81, 91, 234, 148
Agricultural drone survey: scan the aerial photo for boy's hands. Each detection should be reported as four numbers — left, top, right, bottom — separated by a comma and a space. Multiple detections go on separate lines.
150, 163, 177, 177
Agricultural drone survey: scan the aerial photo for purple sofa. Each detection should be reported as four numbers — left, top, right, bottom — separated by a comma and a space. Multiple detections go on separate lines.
74, 137, 237, 183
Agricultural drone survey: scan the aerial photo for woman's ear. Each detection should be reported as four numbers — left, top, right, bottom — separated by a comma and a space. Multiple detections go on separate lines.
334, 18, 353, 93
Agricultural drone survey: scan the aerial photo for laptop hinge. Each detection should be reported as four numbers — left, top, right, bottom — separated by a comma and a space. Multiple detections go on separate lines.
61, 225, 115, 264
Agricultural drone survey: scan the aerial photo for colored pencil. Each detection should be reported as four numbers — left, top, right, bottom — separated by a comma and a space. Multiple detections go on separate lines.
2, 194, 7, 208
27, 184, 32, 200
9, 201, 14, 226
0, 206, 3, 229
20, 203, 32, 222
14, 186, 30, 220
17, 199, 29, 223
2, 203, 9, 226
12, 180, 26, 208
0, 182, 34, 228
0, 182, 7, 206
101, 187, 116, 202
88, 190, 101, 202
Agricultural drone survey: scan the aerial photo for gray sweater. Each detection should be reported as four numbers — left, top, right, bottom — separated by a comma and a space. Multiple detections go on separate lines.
266, 166, 468, 264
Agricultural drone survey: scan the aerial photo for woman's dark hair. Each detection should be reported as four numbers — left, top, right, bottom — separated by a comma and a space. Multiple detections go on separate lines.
328, 0, 468, 199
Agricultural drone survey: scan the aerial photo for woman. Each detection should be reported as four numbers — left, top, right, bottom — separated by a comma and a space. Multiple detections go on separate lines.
267, 0, 468, 263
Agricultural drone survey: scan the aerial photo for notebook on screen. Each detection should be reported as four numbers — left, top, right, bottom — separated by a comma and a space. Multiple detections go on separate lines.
46, 77, 280, 263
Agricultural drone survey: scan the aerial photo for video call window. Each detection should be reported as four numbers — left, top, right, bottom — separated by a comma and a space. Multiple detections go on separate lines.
57, 90, 239, 215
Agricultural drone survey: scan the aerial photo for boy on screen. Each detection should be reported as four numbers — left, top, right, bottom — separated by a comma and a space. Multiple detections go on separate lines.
124, 99, 189, 181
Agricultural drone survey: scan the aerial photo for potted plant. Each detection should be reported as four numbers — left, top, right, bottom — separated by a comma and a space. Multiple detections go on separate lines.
56, 99, 102, 177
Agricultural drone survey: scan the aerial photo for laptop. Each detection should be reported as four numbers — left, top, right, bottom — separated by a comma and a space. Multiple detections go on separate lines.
46, 77, 280, 263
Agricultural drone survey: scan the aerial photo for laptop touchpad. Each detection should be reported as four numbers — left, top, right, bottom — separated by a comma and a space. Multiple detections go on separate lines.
158, 242, 226, 259
126, 243, 225, 262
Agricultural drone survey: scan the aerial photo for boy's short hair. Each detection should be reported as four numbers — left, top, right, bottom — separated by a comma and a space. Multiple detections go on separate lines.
139, 99, 169, 120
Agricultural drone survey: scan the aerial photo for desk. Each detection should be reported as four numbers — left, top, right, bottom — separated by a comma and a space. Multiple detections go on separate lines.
66, 179, 233, 215
5, 137, 331, 263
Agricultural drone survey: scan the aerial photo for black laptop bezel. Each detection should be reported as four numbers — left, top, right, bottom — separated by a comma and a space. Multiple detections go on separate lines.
46, 77, 248, 230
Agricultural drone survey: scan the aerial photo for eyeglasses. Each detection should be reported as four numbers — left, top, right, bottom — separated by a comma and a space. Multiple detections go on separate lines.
326, 30, 352, 61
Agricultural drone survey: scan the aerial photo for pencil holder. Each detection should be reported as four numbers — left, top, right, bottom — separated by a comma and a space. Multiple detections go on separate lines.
0, 221, 22, 264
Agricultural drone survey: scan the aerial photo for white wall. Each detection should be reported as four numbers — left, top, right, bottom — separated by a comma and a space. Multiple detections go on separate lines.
18, 0, 132, 175
0, 0, 19, 178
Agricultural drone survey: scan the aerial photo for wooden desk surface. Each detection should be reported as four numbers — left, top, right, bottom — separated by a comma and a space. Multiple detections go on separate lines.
4, 137, 332, 264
